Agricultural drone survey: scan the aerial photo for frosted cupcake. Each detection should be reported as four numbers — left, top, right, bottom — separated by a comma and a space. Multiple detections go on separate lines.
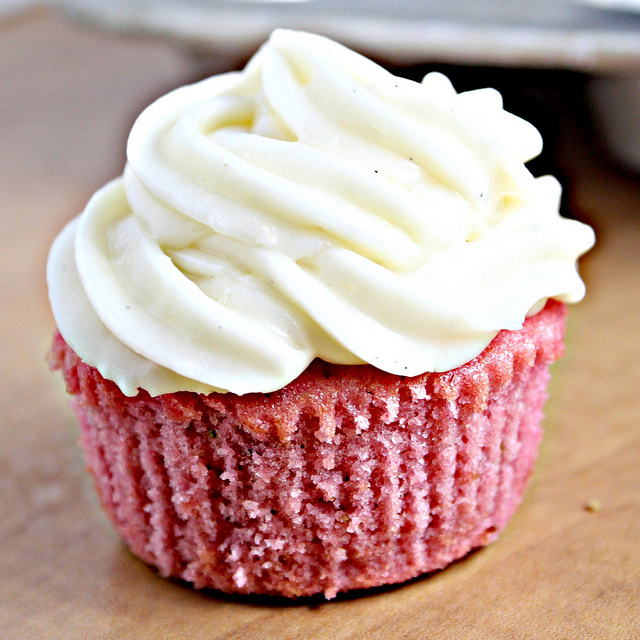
48, 30, 594, 599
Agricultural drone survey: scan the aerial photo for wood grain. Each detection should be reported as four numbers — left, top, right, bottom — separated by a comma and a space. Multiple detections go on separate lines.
0, 10, 638, 639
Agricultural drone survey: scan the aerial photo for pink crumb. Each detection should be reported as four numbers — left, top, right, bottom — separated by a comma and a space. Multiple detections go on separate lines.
50, 301, 566, 599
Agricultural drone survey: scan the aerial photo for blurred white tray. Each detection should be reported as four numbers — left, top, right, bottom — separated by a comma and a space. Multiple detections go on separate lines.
56, 0, 640, 170
57, 0, 640, 71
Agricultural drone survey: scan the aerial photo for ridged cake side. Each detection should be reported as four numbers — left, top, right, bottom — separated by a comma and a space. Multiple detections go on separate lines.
51, 301, 566, 599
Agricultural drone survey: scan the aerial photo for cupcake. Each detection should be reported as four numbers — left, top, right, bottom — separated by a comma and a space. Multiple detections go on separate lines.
47, 30, 594, 599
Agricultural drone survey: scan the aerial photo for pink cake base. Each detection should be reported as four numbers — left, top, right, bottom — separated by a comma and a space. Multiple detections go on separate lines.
51, 301, 566, 599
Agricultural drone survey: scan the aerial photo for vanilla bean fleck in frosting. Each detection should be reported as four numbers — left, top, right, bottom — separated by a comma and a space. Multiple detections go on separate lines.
47, 30, 595, 396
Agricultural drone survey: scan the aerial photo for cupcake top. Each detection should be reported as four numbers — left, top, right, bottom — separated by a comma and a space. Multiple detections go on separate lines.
47, 29, 594, 396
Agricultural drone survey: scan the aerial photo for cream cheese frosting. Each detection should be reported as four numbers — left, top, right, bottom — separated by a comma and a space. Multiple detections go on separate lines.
47, 29, 595, 396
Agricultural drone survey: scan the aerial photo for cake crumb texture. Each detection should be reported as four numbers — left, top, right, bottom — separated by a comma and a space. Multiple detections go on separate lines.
51, 301, 566, 599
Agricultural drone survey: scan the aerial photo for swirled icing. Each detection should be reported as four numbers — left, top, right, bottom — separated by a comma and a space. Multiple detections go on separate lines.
47, 29, 594, 396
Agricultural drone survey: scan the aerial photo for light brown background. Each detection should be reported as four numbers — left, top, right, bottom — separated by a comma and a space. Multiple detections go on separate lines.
1, 10, 638, 639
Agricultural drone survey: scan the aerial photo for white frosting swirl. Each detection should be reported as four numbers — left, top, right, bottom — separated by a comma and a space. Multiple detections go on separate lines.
47, 29, 595, 396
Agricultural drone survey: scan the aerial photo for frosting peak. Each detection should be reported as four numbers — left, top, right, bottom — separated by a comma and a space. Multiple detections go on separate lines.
48, 30, 594, 396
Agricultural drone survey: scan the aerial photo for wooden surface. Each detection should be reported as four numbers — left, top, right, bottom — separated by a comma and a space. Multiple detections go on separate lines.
1, 10, 639, 639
